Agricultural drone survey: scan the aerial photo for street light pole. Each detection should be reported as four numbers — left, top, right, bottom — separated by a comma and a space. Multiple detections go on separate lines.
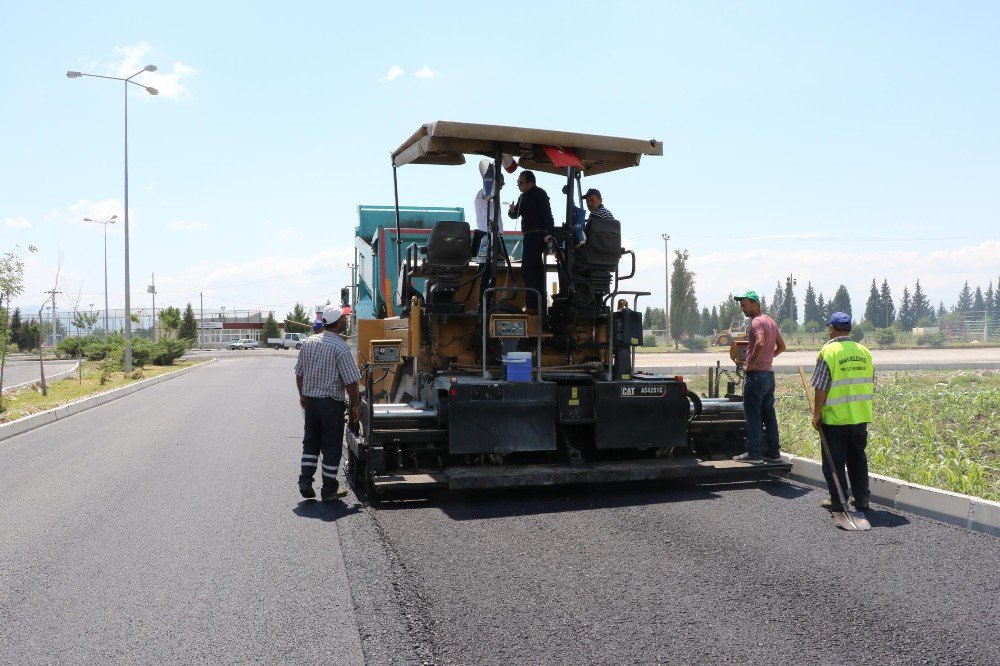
661, 233, 671, 343
68, 65, 158, 372
84, 215, 117, 338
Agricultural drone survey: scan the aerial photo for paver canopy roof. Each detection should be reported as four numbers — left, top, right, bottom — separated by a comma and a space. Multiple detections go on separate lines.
391, 121, 663, 176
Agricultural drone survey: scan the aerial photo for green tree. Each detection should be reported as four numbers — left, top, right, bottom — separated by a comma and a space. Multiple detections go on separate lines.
864, 279, 881, 326
768, 281, 784, 321
879, 279, 895, 328
829, 285, 852, 318
710, 305, 719, 333
262, 311, 280, 342
955, 281, 973, 312
72, 310, 98, 336
285, 303, 312, 332
717, 296, 741, 331
668, 250, 697, 349
0, 245, 39, 403
179, 303, 198, 341
898, 286, 914, 331
642, 307, 665, 330
817, 293, 827, 322
912, 280, 932, 323
159, 306, 182, 338
803, 283, 821, 326
972, 286, 986, 312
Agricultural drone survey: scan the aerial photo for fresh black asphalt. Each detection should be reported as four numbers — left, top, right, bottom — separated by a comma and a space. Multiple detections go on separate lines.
1, 356, 997, 664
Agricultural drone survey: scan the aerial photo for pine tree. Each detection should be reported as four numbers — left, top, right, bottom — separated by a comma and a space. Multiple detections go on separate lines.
179, 303, 198, 341
783, 277, 798, 326
285, 303, 312, 332
985, 282, 995, 318
700, 307, 713, 336
710, 305, 719, 333
830, 285, 852, 317
912, 280, 932, 325
262, 311, 280, 342
955, 281, 973, 312
669, 250, 697, 348
972, 286, 986, 312
899, 287, 914, 331
938, 301, 946, 318
9, 308, 22, 348
864, 279, 881, 326
769, 282, 784, 321
803, 282, 821, 326
817, 294, 827, 322
879, 279, 895, 328
718, 297, 741, 331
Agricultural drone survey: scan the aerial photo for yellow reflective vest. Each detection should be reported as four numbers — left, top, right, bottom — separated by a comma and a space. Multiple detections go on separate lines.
819, 340, 874, 425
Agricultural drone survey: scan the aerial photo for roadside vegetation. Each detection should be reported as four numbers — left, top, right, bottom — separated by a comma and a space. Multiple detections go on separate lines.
0, 357, 203, 423
688, 369, 1000, 501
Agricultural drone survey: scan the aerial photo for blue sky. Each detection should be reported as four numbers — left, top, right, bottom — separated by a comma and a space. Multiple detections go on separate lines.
3, 1, 999, 321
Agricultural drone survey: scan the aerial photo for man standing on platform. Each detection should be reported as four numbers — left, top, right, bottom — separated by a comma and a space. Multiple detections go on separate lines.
507, 170, 554, 315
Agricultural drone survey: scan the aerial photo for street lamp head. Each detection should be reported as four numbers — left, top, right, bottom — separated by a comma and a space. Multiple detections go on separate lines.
144, 65, 157, 72
66, 71, 82, 78
84, 217, 93, 221
145, 87, 159, 96
110, 214, 118, 220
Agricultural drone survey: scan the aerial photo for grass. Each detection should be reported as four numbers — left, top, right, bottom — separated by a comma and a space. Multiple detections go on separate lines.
0, 359, 203, 423
687, 369, 1000, 501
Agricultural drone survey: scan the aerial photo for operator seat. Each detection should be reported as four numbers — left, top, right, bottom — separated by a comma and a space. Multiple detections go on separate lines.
422, 220, 472, 313
575, 217, 622, 298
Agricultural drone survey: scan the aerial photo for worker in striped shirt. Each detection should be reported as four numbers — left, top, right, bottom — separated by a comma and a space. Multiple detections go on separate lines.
583, 188, 614, 220
294, 305, 361, 501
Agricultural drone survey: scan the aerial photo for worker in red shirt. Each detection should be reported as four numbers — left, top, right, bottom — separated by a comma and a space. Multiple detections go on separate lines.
732, 290, 786, 463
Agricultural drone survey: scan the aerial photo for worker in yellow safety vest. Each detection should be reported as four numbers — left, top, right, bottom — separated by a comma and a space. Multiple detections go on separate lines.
810, 311, 875, 512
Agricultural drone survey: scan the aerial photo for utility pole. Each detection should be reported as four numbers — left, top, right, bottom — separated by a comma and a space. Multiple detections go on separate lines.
44, 289, 62, 347
661, 234, 670, 343
200, 292, 204, 349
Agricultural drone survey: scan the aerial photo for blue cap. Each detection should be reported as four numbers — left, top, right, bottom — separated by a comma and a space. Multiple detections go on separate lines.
312, 320, 324, 332
828, 312, 852, 329
583, 188, 602, 199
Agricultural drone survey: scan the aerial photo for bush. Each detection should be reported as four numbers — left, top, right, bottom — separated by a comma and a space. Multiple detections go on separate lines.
84, 340, 112, 361
130, 338, 154, 368
681, 336, 709, 351
56, 337, 87, 358
873, 328, 896, 347
915, 332, 946, 348
149, 338, 189, 365
643, 334, 658, 347
849, 328, 865, 343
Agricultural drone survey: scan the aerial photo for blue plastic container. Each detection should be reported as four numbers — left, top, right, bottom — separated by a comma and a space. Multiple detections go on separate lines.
503, 352, 533, 382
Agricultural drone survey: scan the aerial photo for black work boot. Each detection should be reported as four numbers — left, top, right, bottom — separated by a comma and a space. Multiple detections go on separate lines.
299, 483, 316, 499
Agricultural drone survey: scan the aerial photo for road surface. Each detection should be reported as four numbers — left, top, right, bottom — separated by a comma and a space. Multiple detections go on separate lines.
1, 356, 997, 664
1, 358, 79, 393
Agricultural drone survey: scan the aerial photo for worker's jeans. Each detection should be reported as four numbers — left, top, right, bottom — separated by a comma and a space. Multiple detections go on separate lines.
820, 423, 870, 503
743, 371, 779, 459
299, 397, 346, 490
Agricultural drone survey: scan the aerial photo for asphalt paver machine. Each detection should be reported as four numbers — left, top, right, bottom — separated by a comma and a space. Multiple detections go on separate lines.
347, 121, 790, 498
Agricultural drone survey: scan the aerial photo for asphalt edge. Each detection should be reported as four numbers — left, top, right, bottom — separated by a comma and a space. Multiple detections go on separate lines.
0, 358, 217, 443
1, 361, 81, 394
783, 452, 1000, 538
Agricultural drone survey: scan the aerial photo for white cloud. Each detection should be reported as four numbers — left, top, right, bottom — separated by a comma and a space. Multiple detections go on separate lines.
5, 217, 31, 229
67, 198, 124, 226
275, 228, 299, 241
414, 65, 438, 80
381, 65, 405, 82
109, 43, 195, 100
168, 220, 207, 231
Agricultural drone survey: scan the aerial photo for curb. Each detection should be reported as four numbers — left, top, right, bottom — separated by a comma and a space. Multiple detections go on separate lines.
0, 359, 216, 443
783, 453, 1000, 538
2, 361, 81, 394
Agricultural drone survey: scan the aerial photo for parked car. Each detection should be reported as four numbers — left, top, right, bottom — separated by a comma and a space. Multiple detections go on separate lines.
267, 332, 310, 350
229, 338, 259, 350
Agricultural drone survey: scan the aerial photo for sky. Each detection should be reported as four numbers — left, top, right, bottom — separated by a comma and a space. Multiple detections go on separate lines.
3, 1, 999, 323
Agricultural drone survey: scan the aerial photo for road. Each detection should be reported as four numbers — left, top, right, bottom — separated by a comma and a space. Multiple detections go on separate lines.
1, 356, 998, 664
1, 358, 79, 393
637, 346, 1000, 373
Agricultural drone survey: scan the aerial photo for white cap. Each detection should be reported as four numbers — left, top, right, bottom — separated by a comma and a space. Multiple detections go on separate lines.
321, 306, 343, 325
479, 158, 492, 178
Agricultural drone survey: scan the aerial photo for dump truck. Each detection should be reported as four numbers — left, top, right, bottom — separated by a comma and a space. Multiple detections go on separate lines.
346, 121, 789, 499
